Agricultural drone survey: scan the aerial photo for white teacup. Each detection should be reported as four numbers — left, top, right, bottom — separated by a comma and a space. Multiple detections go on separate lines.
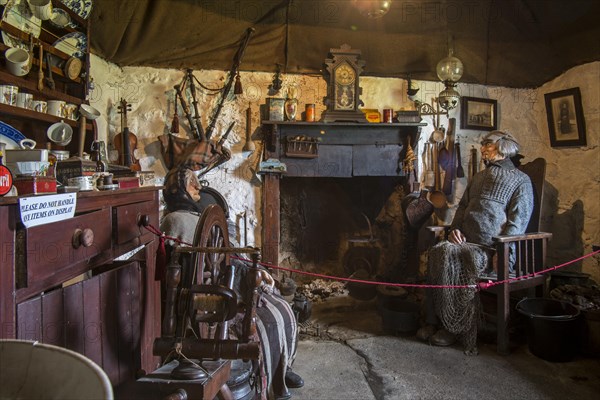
0, 85, 18, 105
28, 0, 53, 20
47, 100, 66, 117
32, 100, 47, 113
16, 93, 34, 109
5, 48, 31, 77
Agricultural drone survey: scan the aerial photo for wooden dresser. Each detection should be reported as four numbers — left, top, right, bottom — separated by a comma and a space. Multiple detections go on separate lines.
0, 187, 162, 386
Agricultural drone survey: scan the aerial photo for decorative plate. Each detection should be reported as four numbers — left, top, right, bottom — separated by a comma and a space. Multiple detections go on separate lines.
0, 121, 27, 150
53, 32, 87, 59
49, 8, 72, 29
1, 0, 42, 48
60, 0, 93, 20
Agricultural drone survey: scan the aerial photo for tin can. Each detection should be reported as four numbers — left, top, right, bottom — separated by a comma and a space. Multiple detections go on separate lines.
305, 104, 315, 122
268, 98, 285, 121
383, 109, 393, 123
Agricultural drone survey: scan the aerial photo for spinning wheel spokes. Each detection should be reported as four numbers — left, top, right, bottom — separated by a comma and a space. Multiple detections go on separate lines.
185, 204, 231, 339
191, 205, 230, 285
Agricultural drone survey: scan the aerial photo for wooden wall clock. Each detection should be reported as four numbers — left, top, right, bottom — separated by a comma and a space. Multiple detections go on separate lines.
322, 44, 367, 123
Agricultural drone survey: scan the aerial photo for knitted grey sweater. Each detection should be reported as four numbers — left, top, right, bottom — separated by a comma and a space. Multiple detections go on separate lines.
451, 157, 533, 247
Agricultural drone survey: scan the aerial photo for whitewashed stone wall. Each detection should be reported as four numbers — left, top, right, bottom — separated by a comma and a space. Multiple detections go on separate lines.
89, 55, 599, 281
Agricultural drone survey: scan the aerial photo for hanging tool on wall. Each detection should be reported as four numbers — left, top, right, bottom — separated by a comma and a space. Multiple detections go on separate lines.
455, 141, 465, 178
45, 52, 55, 90
468, 145, 478, 180
440, 118, 456, 196
243, 103, 256, 154
37, 41, 44, 91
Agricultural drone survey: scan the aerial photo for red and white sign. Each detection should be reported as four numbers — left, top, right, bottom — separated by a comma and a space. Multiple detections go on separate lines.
0, 165, 13, 196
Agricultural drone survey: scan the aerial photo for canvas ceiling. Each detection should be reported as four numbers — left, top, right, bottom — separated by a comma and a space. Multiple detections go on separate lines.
90, 0, 600, 88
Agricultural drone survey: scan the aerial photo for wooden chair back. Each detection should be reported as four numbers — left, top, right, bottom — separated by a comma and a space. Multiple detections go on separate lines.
519, 158, 546, 233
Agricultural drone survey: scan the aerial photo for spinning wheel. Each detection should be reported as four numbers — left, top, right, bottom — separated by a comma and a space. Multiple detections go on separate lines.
155, 204, 260, 381
186, 205, 236, 344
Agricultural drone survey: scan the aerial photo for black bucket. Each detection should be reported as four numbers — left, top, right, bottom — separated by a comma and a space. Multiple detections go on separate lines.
379, 298, 420, 336
516, 298, 581, 362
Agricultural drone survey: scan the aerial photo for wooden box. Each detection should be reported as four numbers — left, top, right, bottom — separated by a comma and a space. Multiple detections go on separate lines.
55, 160, 98, 185
13, 176, 57, 195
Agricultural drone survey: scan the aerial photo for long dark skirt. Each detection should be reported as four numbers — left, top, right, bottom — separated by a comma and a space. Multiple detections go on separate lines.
253, 291, 298, 399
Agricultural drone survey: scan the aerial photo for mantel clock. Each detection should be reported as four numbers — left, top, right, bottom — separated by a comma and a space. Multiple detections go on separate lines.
322, 44, 367, 123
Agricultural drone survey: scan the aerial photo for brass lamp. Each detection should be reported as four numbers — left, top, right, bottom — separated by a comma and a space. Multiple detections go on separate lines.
436, 45, 464, 111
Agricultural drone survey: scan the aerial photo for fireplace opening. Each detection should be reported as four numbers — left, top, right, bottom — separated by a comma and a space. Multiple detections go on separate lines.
279, 176, 414, 283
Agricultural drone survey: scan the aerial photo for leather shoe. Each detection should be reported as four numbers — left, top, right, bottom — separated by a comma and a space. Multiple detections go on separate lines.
285, 370, 304, 388
416, 325, 437, 342
429, 329, 456, 346
275, 390, 292, 400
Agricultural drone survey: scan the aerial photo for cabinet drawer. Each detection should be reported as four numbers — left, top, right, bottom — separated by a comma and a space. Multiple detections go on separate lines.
114, 201, 155, 245
25, 208, 112, 285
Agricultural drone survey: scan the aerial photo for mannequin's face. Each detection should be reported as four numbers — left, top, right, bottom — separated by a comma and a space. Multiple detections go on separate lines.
186, 174, 201, 202
480, 140, 502, 162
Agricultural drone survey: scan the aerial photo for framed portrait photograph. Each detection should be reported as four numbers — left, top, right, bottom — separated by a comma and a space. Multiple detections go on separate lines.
460, 97, 498, 130
544, 87, 586, 147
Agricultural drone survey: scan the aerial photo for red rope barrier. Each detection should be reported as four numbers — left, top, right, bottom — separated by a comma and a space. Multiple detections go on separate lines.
145, 224, 600, 291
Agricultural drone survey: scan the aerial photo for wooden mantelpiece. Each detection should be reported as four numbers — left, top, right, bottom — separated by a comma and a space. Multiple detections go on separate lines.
260, 120, 426, 265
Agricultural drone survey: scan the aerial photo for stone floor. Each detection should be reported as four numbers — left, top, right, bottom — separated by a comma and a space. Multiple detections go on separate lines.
287, 294, 600, 400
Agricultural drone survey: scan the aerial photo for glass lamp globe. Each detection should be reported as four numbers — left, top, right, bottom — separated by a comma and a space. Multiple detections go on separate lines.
436, 53, 464, 84
438, 85, 461, 111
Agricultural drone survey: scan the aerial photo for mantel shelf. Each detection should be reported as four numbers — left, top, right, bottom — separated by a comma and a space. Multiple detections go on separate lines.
262, 120, 426, 147
262, 120, 427, 128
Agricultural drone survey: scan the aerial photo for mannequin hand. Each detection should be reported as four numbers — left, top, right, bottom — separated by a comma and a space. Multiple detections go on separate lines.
449, 228, 467, 244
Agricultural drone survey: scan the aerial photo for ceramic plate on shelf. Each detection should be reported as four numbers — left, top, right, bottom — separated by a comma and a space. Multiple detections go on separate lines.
50, 8, 72, 29
0, 121, 27, 150
1, 0, 42, 48
60, 0, 93, 20
53, 32, 87, 59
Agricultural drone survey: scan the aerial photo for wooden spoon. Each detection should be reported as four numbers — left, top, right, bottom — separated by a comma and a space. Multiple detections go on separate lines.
423, 142, 435, 188
438, 118, 454, 169
455, 142, 465, 178
439, 118, 455, 195
428, 143, 447, 209
37, 42, 44, 91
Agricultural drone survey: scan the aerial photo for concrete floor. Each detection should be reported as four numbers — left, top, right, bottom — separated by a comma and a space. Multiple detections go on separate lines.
288, 295, 600, 400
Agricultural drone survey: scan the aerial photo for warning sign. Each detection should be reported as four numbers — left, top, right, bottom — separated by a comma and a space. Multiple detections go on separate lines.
19, 193, 77, 228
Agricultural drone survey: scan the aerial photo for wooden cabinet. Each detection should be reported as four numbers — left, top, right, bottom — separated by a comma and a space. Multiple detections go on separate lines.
0, 187, 162, 386
0, 0, 94, 155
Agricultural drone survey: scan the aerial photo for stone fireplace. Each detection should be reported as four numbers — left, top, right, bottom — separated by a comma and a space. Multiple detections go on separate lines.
260, 121, 425, 282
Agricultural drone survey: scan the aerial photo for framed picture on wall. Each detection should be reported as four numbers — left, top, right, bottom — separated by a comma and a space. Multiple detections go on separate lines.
460, 97, 497, 130
544, 87, 587, 147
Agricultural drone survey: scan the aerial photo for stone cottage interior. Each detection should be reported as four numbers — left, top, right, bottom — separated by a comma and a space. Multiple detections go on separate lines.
0, 1, 599, 399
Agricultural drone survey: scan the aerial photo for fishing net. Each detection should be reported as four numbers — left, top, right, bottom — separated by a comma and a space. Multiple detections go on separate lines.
428, 241, 491, 354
